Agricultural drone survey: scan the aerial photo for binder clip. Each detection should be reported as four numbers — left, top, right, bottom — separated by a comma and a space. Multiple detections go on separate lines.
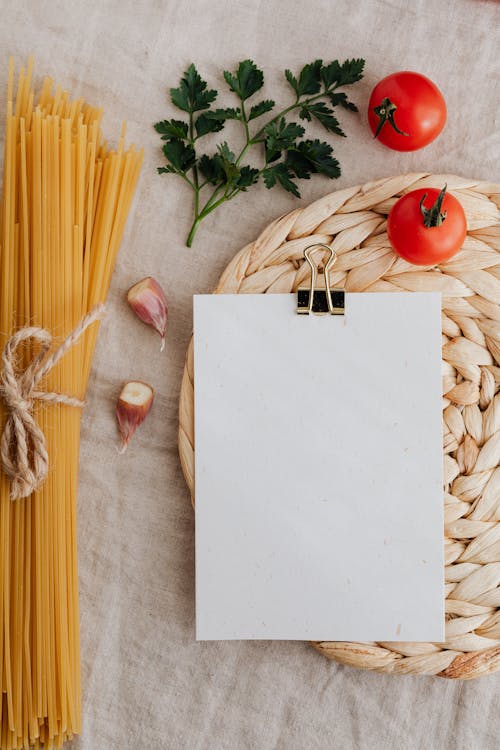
297, 243, 345, 315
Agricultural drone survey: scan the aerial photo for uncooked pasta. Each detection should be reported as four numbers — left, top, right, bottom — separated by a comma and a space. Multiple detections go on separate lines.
0, 57, 143, 749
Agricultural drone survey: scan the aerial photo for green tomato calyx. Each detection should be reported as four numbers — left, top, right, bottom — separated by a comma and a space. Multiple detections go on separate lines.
420, 184, 448, 228
373, 97, 409, 139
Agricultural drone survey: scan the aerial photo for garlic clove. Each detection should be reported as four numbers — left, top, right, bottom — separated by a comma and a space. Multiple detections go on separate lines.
116, 381, 154, 453
127, 276, 168, 351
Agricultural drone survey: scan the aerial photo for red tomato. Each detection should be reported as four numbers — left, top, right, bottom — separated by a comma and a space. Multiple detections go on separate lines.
368, 72, 446, 151
387, 186, 467, 265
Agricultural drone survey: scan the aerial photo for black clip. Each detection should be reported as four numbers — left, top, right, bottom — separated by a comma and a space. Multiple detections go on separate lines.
297, 244, 345, 315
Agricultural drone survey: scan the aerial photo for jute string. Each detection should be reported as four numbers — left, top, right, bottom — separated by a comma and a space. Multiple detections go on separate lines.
0, 304, 105, 499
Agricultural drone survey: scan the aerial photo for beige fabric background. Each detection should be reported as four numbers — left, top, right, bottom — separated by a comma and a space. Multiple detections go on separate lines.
1, 0, 499, 747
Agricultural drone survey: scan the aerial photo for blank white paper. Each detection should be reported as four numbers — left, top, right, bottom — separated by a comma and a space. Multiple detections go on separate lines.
194, 293, 444, 642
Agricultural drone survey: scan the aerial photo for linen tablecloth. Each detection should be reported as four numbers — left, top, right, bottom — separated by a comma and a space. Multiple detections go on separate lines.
1, 1, 499, 747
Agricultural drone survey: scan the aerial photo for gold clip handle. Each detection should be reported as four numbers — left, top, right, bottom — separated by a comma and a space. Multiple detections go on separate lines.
303, 243, 338, 315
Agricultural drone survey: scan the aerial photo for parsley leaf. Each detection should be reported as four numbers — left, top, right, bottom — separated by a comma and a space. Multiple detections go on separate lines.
198, 144, 237, 185
299, 102, 345, 136
320, 60, 342, 89
194, 108, 241, 138
198, 154, 225, 185
264, 117, 305, 161
217, 142, 235, 163
195, 114, 225, 137
284, 69, 299, 96
329, 92, 358, 112
203, 107, 241, 120
248, 99, 275, 121
321, 58, 365, 88
224, 60, 264, 101
216, 142, 239, 183
286, 139, 340, 179
162, 140, 196, 172
285, 60, 322, 97
154, 119, 189, 140
199, 155, 259, 190
263, 163, 300, 197
235, 165, 260, 189
170, 63, 217, 113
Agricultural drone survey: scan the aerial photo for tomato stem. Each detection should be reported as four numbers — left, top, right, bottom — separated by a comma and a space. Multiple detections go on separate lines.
420, 184, 448, 227
373, 97, 409, 139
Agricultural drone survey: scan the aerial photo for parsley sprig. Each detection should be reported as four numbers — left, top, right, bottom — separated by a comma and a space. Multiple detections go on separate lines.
155, 58, 364, 246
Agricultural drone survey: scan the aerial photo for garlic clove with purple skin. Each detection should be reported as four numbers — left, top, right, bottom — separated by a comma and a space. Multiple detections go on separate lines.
127, 276, 168, 351
116, 381, 154, 453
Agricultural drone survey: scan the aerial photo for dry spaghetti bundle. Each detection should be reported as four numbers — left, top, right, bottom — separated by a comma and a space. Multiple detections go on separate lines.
0, 58, 143, 749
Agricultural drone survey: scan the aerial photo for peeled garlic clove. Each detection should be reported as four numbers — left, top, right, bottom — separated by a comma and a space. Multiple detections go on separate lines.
116, 381, 154, 453
127, 276, 168, 351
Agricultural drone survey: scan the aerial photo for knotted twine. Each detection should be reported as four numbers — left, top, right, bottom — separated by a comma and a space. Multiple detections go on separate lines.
0, 305, 105, 499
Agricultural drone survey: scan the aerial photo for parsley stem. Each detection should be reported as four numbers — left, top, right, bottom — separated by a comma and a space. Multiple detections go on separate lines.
186, 215, 202, 248
199, 183, 226, 213
235, 142, 250, 167
235, 98, 252, 167
180, 172, 196, 190
240, 99, 251, 143
188, 111, 200, 216
186, 189, 232, 246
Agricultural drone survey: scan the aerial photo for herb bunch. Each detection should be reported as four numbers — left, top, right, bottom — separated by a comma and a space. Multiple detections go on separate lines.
155, 58, 365, 246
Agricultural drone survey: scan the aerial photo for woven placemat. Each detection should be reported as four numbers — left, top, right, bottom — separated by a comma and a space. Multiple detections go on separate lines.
178, 173, 500, 679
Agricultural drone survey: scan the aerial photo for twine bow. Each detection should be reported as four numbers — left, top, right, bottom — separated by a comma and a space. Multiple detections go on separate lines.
0, 305, 105, 499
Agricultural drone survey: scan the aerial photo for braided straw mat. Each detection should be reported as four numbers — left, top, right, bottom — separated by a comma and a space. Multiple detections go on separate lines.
178, 173, 500, 679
